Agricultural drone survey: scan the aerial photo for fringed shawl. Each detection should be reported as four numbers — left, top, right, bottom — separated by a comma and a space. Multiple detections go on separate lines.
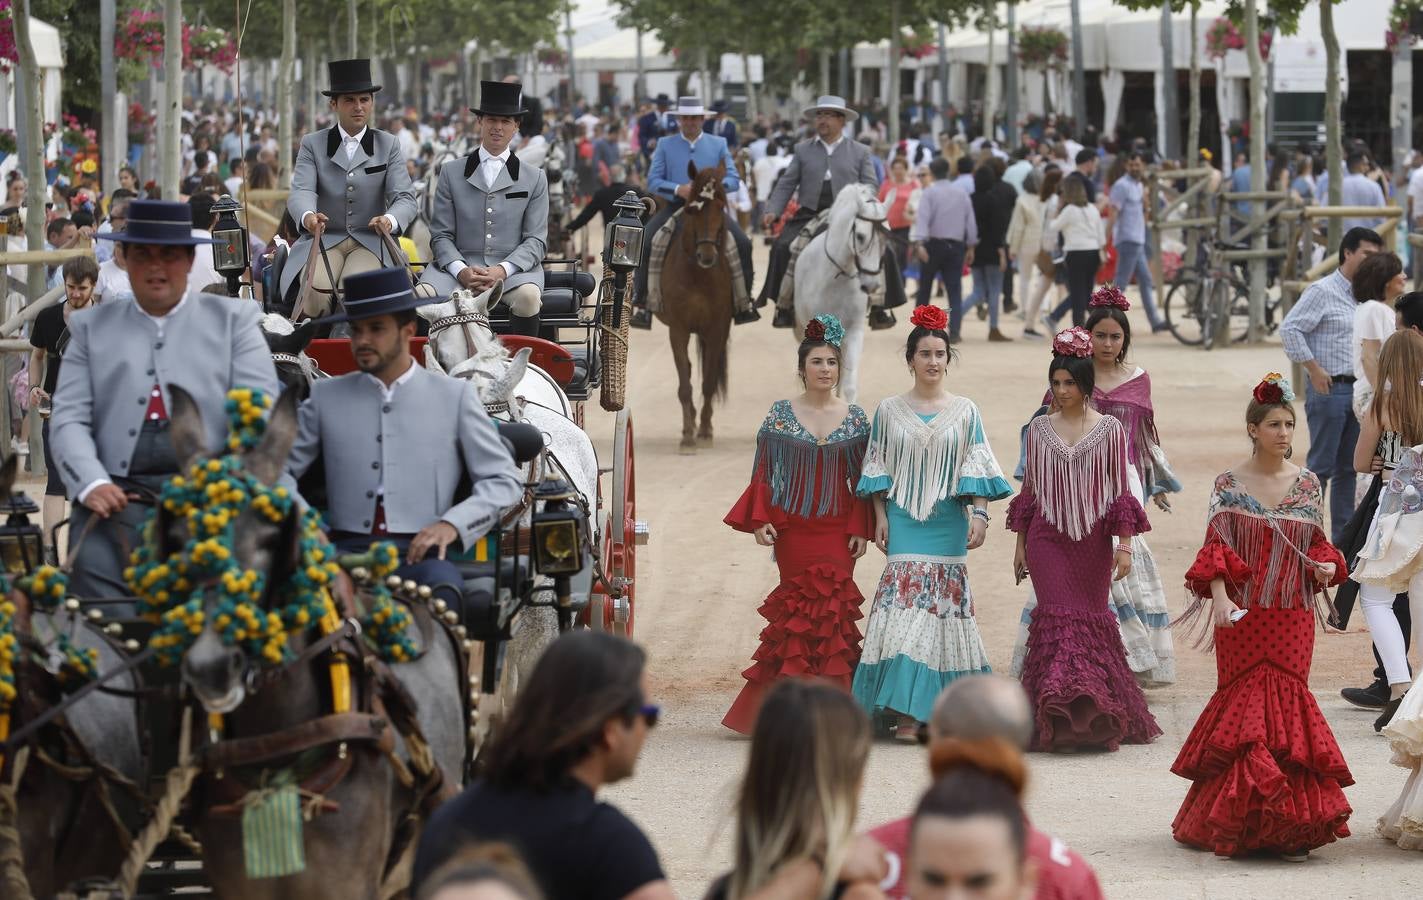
1021, 414, 1132, 541
860, 396, 1009, 522
1093, 369, 1182, 496
751, 400, 870, 519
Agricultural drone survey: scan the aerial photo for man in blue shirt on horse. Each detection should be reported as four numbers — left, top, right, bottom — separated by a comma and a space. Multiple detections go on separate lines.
631, 96, 759, 329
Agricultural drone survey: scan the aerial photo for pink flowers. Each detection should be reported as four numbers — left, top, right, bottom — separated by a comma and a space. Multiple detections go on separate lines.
115, 11, 238, 74
1089, 283, 1131, 311
1052, 326, 1094, 359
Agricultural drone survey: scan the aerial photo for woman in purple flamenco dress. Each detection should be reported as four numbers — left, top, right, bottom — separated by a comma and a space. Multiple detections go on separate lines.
1007, 327, 1162, 752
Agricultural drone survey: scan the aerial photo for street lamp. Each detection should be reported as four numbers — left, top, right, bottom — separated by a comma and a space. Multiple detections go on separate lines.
210, 193, 249, 297
602, 190, 646, 328
0, 490, 43, 574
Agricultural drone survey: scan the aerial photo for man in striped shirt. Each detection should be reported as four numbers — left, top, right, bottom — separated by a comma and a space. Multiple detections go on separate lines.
1279, 226, 1383, 542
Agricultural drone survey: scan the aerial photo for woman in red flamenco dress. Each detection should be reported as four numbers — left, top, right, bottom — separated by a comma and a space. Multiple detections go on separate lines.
722, 314, 873, 734
1172, 373, 1351, 861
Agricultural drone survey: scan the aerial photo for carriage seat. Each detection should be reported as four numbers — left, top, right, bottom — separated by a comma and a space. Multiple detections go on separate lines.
544, 269, 596, 298
454, 554, 529, 641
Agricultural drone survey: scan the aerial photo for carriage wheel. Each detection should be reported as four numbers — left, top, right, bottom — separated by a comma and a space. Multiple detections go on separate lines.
590, 409, 639, 637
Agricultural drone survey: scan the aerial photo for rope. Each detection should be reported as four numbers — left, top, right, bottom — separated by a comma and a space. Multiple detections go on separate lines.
170, 822, 204, 855
0, 747, 31, 900
115, 707, 197, 897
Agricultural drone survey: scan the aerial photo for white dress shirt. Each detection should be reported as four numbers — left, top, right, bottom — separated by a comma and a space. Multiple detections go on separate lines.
817, 136, 845, 179
448, 144, 517, 281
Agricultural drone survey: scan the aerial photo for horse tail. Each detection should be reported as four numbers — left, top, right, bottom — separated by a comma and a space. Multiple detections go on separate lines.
697, 330, 729, 402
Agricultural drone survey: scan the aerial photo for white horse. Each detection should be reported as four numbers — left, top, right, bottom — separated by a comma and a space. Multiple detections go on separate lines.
417, 283, 601, 717
792, 184, 888, 403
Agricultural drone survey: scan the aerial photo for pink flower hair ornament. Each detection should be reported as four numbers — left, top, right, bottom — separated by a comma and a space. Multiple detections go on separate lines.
1052, 326, 1094, 359
1089, 283, 1130, 311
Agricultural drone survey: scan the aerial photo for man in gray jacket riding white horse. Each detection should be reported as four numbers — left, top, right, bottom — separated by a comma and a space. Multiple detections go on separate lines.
284, 58, 418, 318
759, 96, 905, 331
417, 80, 550, 337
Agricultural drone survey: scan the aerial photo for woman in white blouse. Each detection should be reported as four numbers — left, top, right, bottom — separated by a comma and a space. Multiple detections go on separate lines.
1047, 176, 1106, 326
1351, 251, 1407, 418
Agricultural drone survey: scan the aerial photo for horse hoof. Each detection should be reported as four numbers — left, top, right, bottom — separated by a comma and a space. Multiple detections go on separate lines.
697, 434, 714, 447
679, 442, 697, 456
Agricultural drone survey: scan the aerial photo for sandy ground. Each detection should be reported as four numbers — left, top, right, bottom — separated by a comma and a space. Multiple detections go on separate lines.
571, 239, 1423, 900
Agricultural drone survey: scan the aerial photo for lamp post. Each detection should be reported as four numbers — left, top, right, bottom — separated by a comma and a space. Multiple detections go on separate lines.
210, 194, 250, 297
603, 191, 647, 328
0, 490, 44, 574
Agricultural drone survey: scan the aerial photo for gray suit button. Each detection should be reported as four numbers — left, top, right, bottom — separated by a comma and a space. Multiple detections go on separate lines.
138, 397, 145, 405
486, 207, 493, 213
367, 490, 375, 498
382, 404, 391, 413
347, 185, 354, 192
376, 434, 382, 443
129, 428, 137, 437
371, 461, 379, 469
362, 520, 371, 528
155, 341, 164, 350
146, 368, 154, 376
119, 461, 127, 469
486, 233, 492, 239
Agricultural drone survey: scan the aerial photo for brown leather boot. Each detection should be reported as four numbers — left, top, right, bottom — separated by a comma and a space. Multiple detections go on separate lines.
988, 328, 1013, 342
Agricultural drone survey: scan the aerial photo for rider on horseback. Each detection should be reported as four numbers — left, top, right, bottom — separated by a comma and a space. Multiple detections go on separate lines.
284, 268, 524, 618
759, 96, 904, 332
417, 81, 550, 338
50, 199, 282, 603
629, 96, 759, 330
284, 59, 418, 318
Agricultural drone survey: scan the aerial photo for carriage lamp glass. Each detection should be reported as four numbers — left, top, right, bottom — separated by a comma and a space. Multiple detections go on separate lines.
210, 193, 249, 294
604, 191, 646, 270
531, 479, 586, 576
0, 491, 44, 574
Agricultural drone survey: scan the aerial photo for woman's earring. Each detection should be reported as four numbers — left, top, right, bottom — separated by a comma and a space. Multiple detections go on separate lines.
1286, 445, 1294, 460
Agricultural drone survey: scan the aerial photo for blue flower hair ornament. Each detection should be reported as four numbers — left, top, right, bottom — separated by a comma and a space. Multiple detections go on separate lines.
804, 314, 845, 348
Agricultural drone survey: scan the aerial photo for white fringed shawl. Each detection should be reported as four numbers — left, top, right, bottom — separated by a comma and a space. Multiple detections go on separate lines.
1022, 414, 1131, 541
861, 396, 1002, 522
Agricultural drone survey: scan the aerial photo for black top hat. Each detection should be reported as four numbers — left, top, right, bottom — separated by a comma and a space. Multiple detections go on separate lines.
710, 99, 729, 114
323, 58, 382, 97
654, 93, 671, 106
317, 267, 427, 324
470, 81, 528, 118
93, 199, 221, 246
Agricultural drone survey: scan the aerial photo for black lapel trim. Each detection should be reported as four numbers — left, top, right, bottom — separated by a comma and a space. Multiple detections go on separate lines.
507, 152, 520, 181
464, 150, 481, 179
326, 126, 341, 159
361, 128, 376, 156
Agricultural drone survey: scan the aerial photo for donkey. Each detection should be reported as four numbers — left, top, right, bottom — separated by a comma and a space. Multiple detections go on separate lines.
658, 162, 733, 452
792, 184, 888, 403
165, 388, 466, 900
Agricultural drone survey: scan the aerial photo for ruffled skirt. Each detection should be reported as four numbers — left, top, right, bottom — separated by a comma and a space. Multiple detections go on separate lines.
1171, 607, 1352, 856
722, 562, 865, 735
1009, 533, 1175, 685
1379, 669, 1423, 850
852, 557, 991, 724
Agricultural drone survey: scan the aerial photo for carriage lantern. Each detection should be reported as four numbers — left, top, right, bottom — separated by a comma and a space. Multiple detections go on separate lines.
603, 191, 647, 328
530, 477, 586, 576
0, 490, 43, 574
210, 194, 250, 297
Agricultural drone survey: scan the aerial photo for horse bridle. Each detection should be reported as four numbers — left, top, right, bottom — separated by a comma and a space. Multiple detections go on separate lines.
683, 185, 727, 269
427, 311, 517, 417
825, 211, 889, 280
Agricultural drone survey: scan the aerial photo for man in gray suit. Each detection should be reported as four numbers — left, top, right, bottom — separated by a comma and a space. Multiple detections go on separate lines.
284, 58, 418, 318
759, 96, 902, 330
286, 268, 523, 611
418, 80, 549, 336
50, 199, 281, 601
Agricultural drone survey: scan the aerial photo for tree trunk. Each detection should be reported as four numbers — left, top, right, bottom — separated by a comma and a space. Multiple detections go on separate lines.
741, 51, 759, 121
889, 0, 901, 145
983, 16, 997, 144
1188, 1, 1200, 165
472, 46, 485, 110
1006, 3, 1018, 147
101, 0, 118, 192
1069, 0, 1086, 130
635, 30, 646, 102
278, 0, 296, 188
1322, 0, 1342, 250
820, 48, 831, 98
305, 44, 319, 134
1159, 1, 1178, 159
347, 0, 358, 58
1245, 0, 1266, 340
566, 6, 578, 106
162, 0, 182, 199
937, 21, 949, 129
15, 0, 46, 303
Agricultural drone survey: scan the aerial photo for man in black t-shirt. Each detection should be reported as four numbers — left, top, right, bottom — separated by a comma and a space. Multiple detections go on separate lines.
30, 255, 99, 560
413, 632, 670, 900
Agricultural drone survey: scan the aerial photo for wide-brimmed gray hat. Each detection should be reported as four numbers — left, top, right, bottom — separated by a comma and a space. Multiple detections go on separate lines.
671, 96, 707, 117
803, 95, 859, 122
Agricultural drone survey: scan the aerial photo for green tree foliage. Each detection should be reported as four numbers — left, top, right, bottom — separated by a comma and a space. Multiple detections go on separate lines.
32, 0, 103, 115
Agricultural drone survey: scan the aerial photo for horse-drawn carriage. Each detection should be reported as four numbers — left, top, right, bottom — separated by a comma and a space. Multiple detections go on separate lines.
0, 234, 645, 896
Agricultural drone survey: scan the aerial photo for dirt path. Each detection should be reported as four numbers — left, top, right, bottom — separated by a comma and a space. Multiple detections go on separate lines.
577, 243, 1423, 899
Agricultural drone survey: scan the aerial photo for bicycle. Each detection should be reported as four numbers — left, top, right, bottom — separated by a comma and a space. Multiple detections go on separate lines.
1163, 236, 1283, 349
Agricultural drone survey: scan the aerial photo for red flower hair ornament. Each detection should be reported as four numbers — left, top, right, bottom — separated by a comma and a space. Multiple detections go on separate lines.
909, 304, 948, 331
1252, 372, 1295, 404
1052, 326, 1094, 359
1089, 283, 1130, 311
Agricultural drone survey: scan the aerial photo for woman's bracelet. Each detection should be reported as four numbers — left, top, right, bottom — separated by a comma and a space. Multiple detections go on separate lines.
1114, 544, 1133, 555
970, 506, 990, 522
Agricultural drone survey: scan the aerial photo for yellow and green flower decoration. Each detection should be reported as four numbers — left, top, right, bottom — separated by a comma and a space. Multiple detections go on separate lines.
0, 565, 98, 723
125, 388, 418, 669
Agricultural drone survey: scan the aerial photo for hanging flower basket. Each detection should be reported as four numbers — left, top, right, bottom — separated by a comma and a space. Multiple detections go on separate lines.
537, 47, 566, 68
0, 130, 15, 156
0, 1, 18, 75
1017, 26, 1069, 70
1205, 16, 1271, 61
901, 40, 936, 60
116, 10, 238, 74
1386, 0, 1423, 50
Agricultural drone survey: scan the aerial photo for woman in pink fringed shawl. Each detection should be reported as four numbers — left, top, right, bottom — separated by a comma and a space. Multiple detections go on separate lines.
1008, 327, 1162, 752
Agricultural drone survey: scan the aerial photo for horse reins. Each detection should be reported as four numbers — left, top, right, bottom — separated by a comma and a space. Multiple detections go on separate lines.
825, 212, 889, 281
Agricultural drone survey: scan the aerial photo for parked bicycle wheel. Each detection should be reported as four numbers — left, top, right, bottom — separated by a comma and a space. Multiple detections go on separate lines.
1164, 277, 1207, 346
1201, 277, 1231, 351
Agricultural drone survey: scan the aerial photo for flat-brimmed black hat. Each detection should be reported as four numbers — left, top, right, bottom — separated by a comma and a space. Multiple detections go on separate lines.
94, 199, 220, 246
316, 267, 428, 324
471, 81, 528, 118
322, 58, 382, 97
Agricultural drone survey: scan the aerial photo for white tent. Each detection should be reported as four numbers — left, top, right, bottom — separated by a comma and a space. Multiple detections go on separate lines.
0, 17, 64, 131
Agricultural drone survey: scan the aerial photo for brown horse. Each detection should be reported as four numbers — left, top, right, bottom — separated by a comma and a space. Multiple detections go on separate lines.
657, 161, 732, 453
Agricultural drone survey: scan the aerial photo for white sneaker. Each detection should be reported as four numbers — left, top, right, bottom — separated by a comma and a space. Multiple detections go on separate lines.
10, 437, 27, 456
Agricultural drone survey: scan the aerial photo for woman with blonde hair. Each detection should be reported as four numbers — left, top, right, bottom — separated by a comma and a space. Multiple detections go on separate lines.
1046, 176, 1105, 326
711, 679, 880, 900
1351, 329, 1423, 731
